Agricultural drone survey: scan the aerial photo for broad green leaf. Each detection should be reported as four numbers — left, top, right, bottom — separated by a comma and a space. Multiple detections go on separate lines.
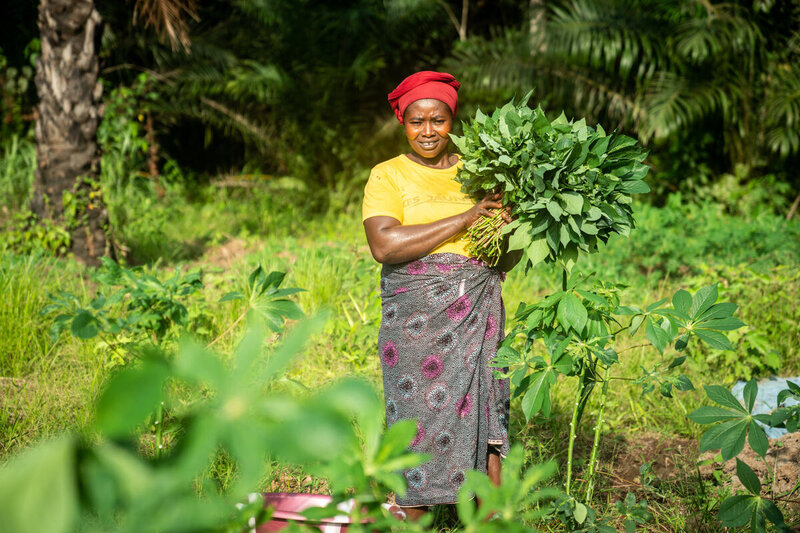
694, 329, 735, 351
546, 199, 563, 219
718, 494, 758, 527
521, 371, 551, 420
750, 506, 766, 532
616, 305, 643, 316
697, 302, 738, 321
667, 355, 686, 370
700, 317, 746, 331
95, 359, 169, 438
580, 220, 599, 235
761, 499, 786, 527
748, 421, 768, 458
736, 459, 761, 494
704, 385, 748, 413
220, 291, 245, 302
621, 180, 650, 194
743, 379, 758, 412
560, 244, 579, 271
71, 309, 99, 339
646, 298, 668, 312
691, 284, 718, 318
92, 441, 154, 502
374, 419, 417, 464
507, 222, 530, 251
672, 289, 692, 317
557, 293, 588, 333
675, 375, 694, 391
575, 289, 606, 307
628, 315, 644, 335
688, 406, 741, 424
645, 318, 670, 354
561, 192, 583, 214
526, 238, 550, 267
0, 435, 78, 533
573, 502, 588, 524
699, 418, 748, 460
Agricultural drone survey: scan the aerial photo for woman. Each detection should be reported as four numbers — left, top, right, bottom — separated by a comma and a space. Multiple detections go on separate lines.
362, 71, 519, 520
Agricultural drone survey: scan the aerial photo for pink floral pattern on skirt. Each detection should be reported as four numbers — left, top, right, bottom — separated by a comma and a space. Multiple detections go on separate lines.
378, 253, 509, 507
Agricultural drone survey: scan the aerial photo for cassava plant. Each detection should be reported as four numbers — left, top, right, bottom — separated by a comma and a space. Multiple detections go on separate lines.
494, 276, 746, 527
451, 92, 649, 269
689, 379, 800, 532
454, 91, 752, 530
41, 260, 303, 458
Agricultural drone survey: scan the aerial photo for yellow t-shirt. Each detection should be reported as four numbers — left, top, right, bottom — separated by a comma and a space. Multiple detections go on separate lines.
362, 154, 475, 257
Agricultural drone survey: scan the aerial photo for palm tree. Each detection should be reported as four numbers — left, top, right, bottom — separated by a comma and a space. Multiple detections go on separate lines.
445, 0, 800, 186
32, 0, 195, 265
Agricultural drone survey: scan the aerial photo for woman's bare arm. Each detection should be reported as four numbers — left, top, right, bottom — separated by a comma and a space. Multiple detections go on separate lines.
363, 193, 508, 264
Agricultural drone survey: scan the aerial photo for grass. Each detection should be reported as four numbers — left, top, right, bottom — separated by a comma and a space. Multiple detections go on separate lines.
1, 179, 800, 530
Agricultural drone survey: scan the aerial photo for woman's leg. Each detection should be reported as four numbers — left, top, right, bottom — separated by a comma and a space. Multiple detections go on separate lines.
488, 448, 501, 486
400, 506, 428, 521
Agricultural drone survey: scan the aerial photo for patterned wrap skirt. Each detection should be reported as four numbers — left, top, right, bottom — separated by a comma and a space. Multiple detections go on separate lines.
378, 253, 510, 506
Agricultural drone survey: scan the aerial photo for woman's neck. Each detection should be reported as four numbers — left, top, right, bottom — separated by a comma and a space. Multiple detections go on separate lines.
405, 151, 458, 169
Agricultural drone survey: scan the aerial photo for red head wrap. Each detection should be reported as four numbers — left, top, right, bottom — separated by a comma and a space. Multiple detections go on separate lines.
387, 71, 461, 125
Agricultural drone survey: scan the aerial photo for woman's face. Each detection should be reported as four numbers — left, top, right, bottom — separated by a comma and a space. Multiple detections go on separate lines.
403, 99, 453, 161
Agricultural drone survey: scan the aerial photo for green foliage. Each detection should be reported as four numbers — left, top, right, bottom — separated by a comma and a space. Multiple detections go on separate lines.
0, 44, 36, 139
451, 94, 650, 269
447, 0, 800, 186
43, 257, 205, 351
219, 265, 305, 332
0, 134, 36, 211
770, 381, 800, 434
689, 380, 770, 461
618, 283, 745, 355
614, 493, 652, 533
591, 194, 800, 281
97, 74, 159, 192
497, 280, 743, 423
552, 495, 616, 532
0, 210, 70, 255
688, 378, 800, 532
0, 315, 430, 532
456, 445, 558, 531
691, 263, 800, 379
42, 261, 303, 368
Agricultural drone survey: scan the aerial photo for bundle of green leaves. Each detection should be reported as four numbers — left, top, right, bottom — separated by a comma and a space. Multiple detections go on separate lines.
451, 93, 651, 270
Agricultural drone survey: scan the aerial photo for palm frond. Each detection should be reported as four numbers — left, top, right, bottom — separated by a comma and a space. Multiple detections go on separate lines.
132, 0, 199, 52
639, 67, 743, 143
765, 63, 800, 157
672, 3, 760, 64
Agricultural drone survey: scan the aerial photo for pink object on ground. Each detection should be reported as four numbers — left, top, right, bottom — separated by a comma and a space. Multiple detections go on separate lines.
257, 493, 356, 532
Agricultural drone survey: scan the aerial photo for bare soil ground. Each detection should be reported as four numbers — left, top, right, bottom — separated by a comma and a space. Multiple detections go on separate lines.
586, 431, 697, 503
699, 432, 800, 497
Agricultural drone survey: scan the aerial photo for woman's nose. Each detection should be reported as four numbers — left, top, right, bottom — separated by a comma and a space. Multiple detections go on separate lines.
422, 121, 435, 136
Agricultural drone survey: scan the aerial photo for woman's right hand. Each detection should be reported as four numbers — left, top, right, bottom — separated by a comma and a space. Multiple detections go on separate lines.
462, 192, 511, 228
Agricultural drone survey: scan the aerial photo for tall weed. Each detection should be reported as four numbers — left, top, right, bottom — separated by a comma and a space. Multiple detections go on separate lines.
0, 135, 35, 212
0, 252, 78, 376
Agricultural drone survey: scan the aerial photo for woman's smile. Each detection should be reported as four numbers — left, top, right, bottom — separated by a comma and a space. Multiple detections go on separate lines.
417, 139, 440, 150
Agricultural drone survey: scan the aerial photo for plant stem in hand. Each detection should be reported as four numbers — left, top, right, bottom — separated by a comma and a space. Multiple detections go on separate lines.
466, 209, 506, 266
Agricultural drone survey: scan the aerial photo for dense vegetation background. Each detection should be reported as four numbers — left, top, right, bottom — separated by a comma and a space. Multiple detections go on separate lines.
1, 0, 799, 531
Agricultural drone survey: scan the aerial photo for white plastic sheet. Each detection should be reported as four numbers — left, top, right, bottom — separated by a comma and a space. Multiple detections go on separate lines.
731, 377, 800, 439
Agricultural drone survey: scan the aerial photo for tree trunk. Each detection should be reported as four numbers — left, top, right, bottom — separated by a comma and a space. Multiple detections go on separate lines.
530, 0, 546, 54
32, 0, 107, 265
